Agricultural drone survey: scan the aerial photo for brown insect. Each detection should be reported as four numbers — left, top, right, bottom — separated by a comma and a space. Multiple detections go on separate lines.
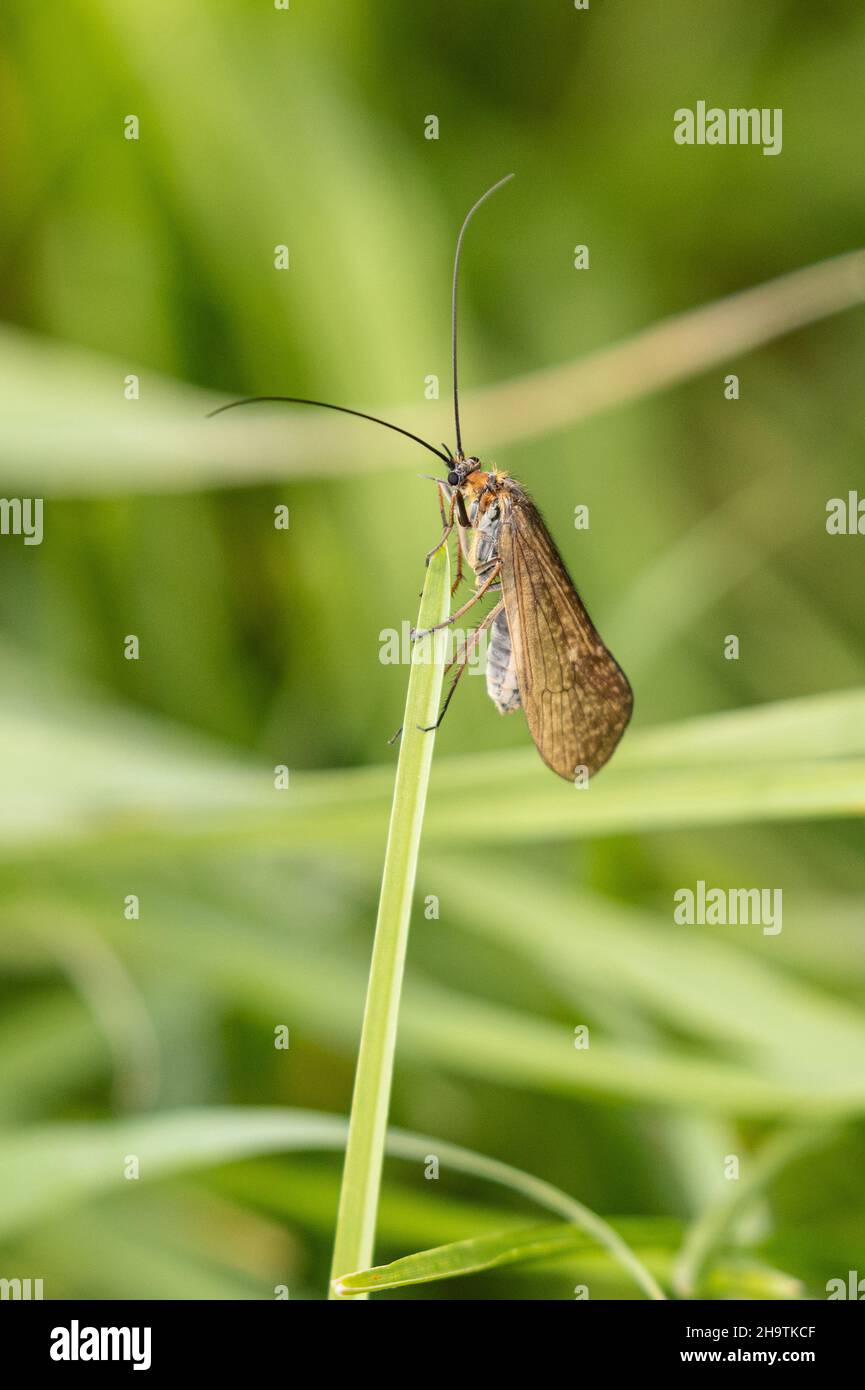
210, 175, 632, 780
417, 462, 632, 779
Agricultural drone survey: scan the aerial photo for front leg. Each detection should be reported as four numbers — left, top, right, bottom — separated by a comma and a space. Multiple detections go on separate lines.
451, 492, 476, 596
425, 485, 457, 567
451, 538, 465, 597
411, 562, 501, 639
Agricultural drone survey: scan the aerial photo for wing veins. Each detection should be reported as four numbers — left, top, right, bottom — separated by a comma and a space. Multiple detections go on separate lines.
499, 496, 633, 779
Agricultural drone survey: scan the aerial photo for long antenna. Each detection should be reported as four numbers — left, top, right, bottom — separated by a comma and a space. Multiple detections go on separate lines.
451, 173, 514, 458
207, 395, 450, 464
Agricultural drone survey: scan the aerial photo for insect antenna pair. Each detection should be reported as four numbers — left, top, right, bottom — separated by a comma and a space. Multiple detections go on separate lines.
210, 174, 633, 780
209, 175, 514, 718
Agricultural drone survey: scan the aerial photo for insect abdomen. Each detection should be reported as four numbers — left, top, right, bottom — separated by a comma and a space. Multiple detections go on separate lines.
486, 606, 521, 714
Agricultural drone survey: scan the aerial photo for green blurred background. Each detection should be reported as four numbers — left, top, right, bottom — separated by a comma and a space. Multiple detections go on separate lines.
1, 0, 864, 1299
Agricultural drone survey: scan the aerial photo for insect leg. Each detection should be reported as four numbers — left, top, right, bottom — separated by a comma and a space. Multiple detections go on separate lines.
412, 562, 501, 639
417, 601, 503, 733
417, 649, 471, 734
425, 488, 457, 566
451, 539, 465, 597
451, 495, 477, 597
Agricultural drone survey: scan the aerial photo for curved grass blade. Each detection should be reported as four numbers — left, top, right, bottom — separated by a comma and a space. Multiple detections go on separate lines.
334, 1222, 614, 1295
4, 687, 865, 857
337, 1224, 803, 1300
6, 892, 865, 1118
430, 854, 865, 1085
3, 250, 864, 492
672, 1126, 831, 1298
0, 1105, 660, 1297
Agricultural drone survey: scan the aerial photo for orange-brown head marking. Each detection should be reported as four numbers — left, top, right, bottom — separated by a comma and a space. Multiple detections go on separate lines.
447, 458, 507, 505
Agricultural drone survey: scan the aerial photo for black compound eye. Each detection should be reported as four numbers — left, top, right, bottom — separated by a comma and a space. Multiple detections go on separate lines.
447, 470, 460, 486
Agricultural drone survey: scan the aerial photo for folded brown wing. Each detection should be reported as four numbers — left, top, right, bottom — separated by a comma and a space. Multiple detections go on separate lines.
499, 495, 633, 780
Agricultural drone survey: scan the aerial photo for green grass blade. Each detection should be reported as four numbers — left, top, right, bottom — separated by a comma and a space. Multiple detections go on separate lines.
7, 886, 865, 1118
336, 1224, 801, 1300
0, 1103, 657, 1302
3, 250, 864, 493
701, 1259, 805, 1301
335, 1223, 589, 1293
0, 1108, 348, 1244
339, 1140, 666, 1301
672, 1127, 831, 1298
432, 855, 865, 1083
2, 685, 864, 857
328, 542, 450, 1299
0, 993, 107, 1122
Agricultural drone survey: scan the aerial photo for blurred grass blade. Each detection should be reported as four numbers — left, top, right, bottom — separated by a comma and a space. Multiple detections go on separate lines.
37, 924, 160, 1112
702, 1259, 805, 1302
0, 1108, 349, 1243
9, 891, 861, 1117
334, 1221, 662, 1299
0, 1102, 659, 1299
466, 248, 865, 451
329, 542, 449, 1299
618, 686, 865, 767
2, 250, 864, 492
672, 1127, 830, 1298
0, 993, 108, 1123
2, 684, 865, 855
433, 855, 865, 1084
336, 1226, 801, 1300
21, 1201, 281, 1302
15, 905, 862, 1117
